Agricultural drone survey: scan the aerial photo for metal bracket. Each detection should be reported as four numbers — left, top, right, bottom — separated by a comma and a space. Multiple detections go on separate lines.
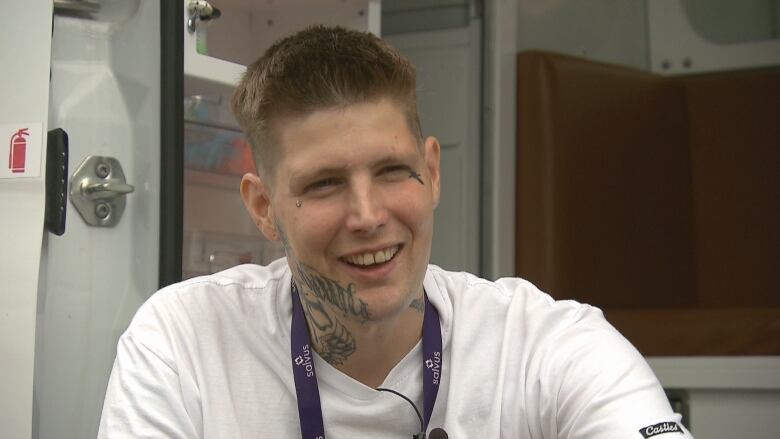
69, 156, 134, 227
187, 0, 222, 34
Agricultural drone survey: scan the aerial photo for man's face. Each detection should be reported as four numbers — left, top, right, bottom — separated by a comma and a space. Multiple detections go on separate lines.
242, 98, 441, 324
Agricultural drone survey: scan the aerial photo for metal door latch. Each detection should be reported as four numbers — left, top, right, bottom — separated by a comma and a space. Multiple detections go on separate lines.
187, 0, 222, 33
70, 156, 134, 227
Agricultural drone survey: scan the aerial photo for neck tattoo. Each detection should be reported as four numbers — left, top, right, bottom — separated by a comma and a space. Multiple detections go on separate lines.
277, 227, 356, 365
296, 263, 370, 323
293, 263, 370, 366
296, 281, 357, 365
409, 296, 425, 313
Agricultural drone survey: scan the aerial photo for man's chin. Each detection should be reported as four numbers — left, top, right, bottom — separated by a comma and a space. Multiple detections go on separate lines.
357, 287, 418, 319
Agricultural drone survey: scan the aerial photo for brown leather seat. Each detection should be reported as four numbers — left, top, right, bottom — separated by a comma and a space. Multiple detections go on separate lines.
515, 51, 780, 355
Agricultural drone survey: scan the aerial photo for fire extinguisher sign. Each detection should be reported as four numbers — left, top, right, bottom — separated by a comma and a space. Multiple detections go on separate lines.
1, 122, 43, 179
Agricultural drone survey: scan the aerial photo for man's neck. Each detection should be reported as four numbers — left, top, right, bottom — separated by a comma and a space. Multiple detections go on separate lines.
293, 283, 424, 388
320, 303, 424, 388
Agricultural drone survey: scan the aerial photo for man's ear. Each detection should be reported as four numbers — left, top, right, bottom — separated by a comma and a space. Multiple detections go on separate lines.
240, 173, 278, 241
424, 136, 442, 207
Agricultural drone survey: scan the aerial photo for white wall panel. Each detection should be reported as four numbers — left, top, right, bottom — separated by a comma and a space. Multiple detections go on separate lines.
516, 0, 649, 70
387, 25, 482, 274
0, 2, 53, 438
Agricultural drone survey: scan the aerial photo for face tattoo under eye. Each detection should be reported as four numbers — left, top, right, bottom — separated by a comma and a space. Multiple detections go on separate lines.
409, 171, 424, 185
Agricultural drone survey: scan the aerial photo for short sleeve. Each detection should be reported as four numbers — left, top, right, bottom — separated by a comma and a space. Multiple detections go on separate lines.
543, 308, 695, 439
97, 332, 200, 439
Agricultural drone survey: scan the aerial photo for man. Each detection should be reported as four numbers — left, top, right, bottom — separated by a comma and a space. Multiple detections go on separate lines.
98, 26, 694, 438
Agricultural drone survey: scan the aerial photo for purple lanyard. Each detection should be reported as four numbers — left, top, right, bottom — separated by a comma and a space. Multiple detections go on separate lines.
290, 281, 443, 439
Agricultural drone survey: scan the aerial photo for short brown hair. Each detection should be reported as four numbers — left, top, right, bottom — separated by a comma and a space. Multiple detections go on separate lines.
231, 25, 421, 177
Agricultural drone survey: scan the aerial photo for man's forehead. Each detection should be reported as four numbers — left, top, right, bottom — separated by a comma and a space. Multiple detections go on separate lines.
287, 149, 422, 179
276, 102, 417, 151
275, 98, 413, 137
262, 98, 423, 184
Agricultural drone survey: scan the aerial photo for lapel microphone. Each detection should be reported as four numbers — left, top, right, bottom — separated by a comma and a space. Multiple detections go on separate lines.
412, 427, 449, 439
377, 387, 448, 439
428, 427, 449, 438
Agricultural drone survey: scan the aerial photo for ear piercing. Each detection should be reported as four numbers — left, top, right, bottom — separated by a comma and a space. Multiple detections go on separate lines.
296, 200, 302, 208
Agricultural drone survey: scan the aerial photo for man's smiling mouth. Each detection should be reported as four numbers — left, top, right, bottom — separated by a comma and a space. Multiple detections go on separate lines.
342, 245, 400, 267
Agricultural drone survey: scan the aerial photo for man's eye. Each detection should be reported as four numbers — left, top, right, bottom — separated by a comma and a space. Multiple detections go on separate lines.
381, 165, 410, 176
305, 178, 340, 192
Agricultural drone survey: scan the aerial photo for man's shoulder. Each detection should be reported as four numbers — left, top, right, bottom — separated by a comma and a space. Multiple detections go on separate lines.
425, 264, 608, 335
425, 264, 554, 307
160, 257, 288, 297
129, 259, 291, 332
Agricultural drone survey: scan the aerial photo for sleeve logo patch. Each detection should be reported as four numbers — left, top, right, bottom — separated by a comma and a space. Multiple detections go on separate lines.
639, 421, 683, 438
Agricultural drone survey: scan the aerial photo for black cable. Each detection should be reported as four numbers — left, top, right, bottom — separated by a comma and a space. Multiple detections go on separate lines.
376, 387, 424, 437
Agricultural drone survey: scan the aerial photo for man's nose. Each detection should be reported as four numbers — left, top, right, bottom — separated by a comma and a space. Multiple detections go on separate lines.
345, 181, 387, 234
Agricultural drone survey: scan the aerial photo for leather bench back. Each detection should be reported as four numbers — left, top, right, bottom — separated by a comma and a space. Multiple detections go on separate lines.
515, 51, 780, 354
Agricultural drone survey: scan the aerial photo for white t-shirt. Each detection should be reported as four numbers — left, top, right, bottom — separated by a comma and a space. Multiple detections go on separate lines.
98, 259, 693, 438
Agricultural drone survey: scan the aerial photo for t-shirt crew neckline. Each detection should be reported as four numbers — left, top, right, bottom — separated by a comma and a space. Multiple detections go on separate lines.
314, 340, 423, 401
274, 263, 451, 401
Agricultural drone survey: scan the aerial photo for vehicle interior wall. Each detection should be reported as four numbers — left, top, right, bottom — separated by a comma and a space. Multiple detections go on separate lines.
514, 50, 780, 356
509, 1, 780, 437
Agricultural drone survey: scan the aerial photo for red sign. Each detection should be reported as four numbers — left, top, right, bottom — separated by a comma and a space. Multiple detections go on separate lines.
8, 128, 28, 173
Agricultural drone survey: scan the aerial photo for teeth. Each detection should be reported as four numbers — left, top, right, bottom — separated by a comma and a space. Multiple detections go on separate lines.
345, 245, 399, 266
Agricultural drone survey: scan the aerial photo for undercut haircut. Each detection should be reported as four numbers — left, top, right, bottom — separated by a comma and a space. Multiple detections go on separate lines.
231, 25, 422, 179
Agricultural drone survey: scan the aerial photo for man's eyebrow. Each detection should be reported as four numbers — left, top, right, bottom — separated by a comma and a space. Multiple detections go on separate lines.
289, 165, 348, 183
288, 152, 420, 185
372, 153, 419, 168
